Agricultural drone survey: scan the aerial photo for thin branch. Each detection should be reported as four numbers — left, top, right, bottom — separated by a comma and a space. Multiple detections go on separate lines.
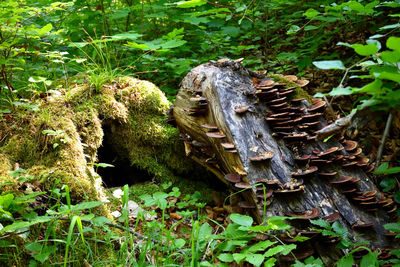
376, 112, 393, 167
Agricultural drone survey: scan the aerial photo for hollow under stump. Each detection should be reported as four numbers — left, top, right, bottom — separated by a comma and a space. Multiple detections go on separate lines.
173, 59, 396, 264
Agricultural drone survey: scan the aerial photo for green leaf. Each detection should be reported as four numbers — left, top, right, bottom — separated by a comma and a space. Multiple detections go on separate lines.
360, 251, 378, 267
384, 222, 400, 233
245, 254, 264, 267
337, 255, 354, 267
247, 240, 277, 253
281, 244, 296, 255
374, 163, 400, 174
287, 25, 300, 35
313, 60, 345, 70
230, 213, 253, 227
109, 32, 143, 41
218, 253, 234, 263
353, 79, 382, 94
25, 242, 42, 253
174, 0, 207, 8
263, 258, 277, 267
125, 42, 150, 50
264, 245, 285, 257
380, 177, 396, 192
394, 191, 400, 204
71, 201, 103, 211
232, 253, 246, 263
36, 23, 53, 36
387, 36, 400, 52
352, 44, 379, 56
332, 221, 348, 237
310, 219, 331, 229
303, 8, 319, 18
304, 25, 319, 31
380, 51, 400, 63
329, 86, 353, 96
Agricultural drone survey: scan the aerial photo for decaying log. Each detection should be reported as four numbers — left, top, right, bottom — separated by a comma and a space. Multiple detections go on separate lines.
173, 60, 395, 262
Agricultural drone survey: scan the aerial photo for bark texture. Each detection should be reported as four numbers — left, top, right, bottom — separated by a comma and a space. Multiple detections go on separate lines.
174, 60, 394, 261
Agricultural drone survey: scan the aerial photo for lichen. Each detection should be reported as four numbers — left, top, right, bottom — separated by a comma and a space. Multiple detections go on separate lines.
268, 74, 313, 104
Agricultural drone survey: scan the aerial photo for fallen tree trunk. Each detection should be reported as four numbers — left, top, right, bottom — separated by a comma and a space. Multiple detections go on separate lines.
173, 60, 395, 262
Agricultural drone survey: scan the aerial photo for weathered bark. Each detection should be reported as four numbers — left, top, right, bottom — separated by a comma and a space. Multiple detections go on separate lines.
174, 60, 394, 262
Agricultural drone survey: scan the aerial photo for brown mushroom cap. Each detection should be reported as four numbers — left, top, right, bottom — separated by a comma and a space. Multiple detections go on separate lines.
226, 149, 238, 153
352, 222, 375, 229
270, 112, 290, 118
351, 147, 363, 156
206, 131, 226, 138
234, 182, 252, 189
362, 190, 377, 197
318, 147, 340, 157
189, 96, 207, 102
283, 132, 308, 142
324, 212, 340, 223
343, 140, 358, 151
284, 75, 298, 81
296, 79, 310, 87
284, 208, 320, 219
249, 151, 275, 161
184, 108, 207, 115
292, 166, 318, 177
318, 171, 338, 178
274, 185, 305, 194
278, 89, 294, 97
330, 176, 353, 184
257, 79, 275, 87
342, 161, 358, 167
273, 126, 294, 132
342, 188, 358, 195
256, 190, 274, 199
234, 105, 250, 114
221, 142, 235, 149
200, 124, 219, 130
307, 101, 326, 113
224, 173, 241, 183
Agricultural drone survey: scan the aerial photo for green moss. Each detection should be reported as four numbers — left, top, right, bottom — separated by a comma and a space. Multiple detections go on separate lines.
269, 74, 313, 104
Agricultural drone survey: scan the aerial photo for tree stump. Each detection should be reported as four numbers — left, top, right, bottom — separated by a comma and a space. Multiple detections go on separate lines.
173, 60, 395, 262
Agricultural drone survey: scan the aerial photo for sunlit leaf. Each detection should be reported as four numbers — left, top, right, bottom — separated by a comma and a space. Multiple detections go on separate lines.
313, 60, 345, 70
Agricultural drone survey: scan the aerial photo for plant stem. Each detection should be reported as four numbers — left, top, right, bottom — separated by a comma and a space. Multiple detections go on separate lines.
376, 112, 393, 167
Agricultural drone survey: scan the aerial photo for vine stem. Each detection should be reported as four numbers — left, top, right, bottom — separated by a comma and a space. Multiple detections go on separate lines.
376, 112, 393, 167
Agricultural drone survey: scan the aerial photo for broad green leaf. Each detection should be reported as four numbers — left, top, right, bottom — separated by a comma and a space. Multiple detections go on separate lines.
109, 32, 143, 41
264, 258, 277, 267
218, 253, 234, 262
384, 222, 400, 233
304, 8, 319, 18
374, 162, 400, 174
37, 23, 52, 36
337, 255, 354, 267
287, 25, 300, 35
161, 40, 187, 49
71, 201, 103, 211
174, 0, 207, 8
387, 36, 400, 52
332, 221, 348, 237
92, 216, 111, 226
264, 245, 285, 257
245, 254, 264, 267
381, 51, 400, 63
232, 253, 246, 263
313, 60, 345, 70
394, 191, 400, 204
24, 242, 42, 253
352, 44, 379, 56
329, 86, 353, 96
304, 25, 319, 31
376, 71, 400, 83
353, 79, 382, 94
230, 213, 253, 227
125, 42, 150, 50
380, 177, 396, 192
247, 240, 277, 253
379, 23, 400, 30
360, 251, 378, 267
281, 244, 296, 255
310, 219, 331, 229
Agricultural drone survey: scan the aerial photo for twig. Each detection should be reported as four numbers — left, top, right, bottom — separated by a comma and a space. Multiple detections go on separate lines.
376, 112, 393, 167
